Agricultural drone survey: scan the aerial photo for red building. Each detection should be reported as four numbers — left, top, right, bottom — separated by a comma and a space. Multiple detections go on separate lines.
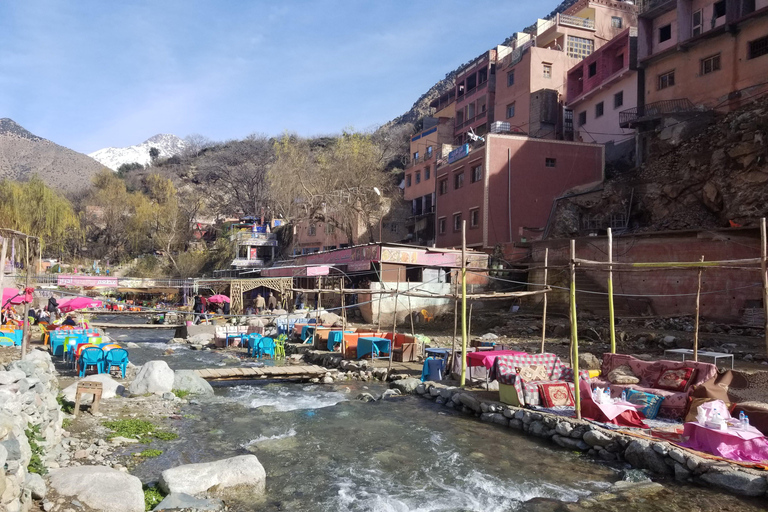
434, 134, 604, 250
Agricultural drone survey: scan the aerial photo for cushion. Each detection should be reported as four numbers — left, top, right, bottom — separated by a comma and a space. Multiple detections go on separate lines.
654, 367, 696, 392
538, 382, 574, 407
625, 389, 664, 420
607, 365, 640, 385
516, 365, 549, 382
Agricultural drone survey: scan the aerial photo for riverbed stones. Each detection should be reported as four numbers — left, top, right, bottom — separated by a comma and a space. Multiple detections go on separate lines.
158, 455, 266, 498
24, 472, 45, 499
129, 360, 175, 395
172, 370, 214, 396
583, 429, 612, 448
154, 492, 224, 511
624, 440, 672, 475
555, 422, 573, 436
0, 369, 25, 386
699, 469, 768, 496
390, 378, 420, 394
551, 435, 588, 451
48, 466, 144, 512
61, 374, 125, 402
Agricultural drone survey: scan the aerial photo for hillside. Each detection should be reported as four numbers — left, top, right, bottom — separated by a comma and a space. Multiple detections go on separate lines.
89, 134, 187, 171
0, 118, 106, 192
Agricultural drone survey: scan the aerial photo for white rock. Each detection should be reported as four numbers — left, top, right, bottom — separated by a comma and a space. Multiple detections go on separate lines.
158, 455, 266, 498
129, 360, 174, 395
172, 370, 214, 396
48, 466, 144, 512
0, 370, 26, 386
61, 374, 126, 403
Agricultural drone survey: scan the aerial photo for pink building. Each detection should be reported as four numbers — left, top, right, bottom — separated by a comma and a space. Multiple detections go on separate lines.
434, 134, 604, 250
566, 27, 638, 162
453, 48, 505, 144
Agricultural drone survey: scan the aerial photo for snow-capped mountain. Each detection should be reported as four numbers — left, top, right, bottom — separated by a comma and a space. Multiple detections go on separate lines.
88, 134, 187, 171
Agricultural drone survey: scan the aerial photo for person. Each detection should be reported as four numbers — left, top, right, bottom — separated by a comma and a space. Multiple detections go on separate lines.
62, 314, 77, 327
255, 293, 266, 314
47, 296, 59, 323
294, 292, 304, 312
193, 295, 203, 324
223, 301, 230, 315
267, 292, 277, 311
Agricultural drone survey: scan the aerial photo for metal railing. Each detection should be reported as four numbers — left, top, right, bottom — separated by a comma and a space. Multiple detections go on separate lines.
619, 99, 696, 126
232, 231, 277, 243
508, 40, 535, 67
637, 0, 676, 15
558, 14, 595, 29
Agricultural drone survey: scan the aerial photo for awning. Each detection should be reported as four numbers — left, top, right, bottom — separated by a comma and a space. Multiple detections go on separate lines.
260, 265, 331, 278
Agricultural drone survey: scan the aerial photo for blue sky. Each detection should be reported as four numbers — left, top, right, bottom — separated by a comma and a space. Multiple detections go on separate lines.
0, 0, 562, 153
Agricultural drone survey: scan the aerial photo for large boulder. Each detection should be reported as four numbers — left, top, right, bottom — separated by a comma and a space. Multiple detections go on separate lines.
578, 352, 601, 371
188, 333, 215, 345
48, 466, 144, 512
173, 370, 214, 396
319, 312, 342, 326
61, 374, 126, 403
129, 360, 175, 396
158, 455, 266, 498
390, 378, 421, 395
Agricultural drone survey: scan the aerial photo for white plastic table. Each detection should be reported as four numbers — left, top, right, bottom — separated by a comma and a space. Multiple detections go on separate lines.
663, 348, 734, 368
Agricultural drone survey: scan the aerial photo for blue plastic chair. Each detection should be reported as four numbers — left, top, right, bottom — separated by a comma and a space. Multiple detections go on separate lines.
78, 347, 104, 377
421, 357, 445, 382
246, 333, 263, 350
104, 348, 129, 379
0, 336, 15, 347
252, 337, 275, 358
50, 333, 66, 358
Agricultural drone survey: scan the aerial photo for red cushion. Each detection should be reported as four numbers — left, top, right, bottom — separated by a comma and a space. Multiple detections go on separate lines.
538, 382, 574, 407
654, 367, 696, 392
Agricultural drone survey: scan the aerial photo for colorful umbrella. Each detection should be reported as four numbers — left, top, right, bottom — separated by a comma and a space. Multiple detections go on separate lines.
207, 295, 231, 303
2, 287, 33, 306
59, 297, 103, 313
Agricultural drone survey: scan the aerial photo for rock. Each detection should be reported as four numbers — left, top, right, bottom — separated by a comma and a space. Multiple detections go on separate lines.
48, 466, 144, 512
319, 312, 342, 326
25, 472, 46, 499
623, 440, 672, 475
699, 469, 768, 497
188, 333, 215, 345
673, 462, 691, 481
480, 333, 499, 340
457, 393, 481, 413
153, 492, 224, 511
0, 369, 26, 385
158, 455, 266, 498
701, 181, 723, 212
355, 393, 376, 402
390, 378, 420, 394
551, 434, 589, 451
61, 374, 125, 403
129, 360, 175, 395
555, 422, 573, 436
578, 353, 601, 370
660, 336, 676, 348
583, 429, 612, 447
381, 389, 401, 399
172, 370, 214, 396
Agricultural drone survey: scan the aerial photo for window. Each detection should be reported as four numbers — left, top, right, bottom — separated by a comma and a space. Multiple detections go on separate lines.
424, 166, 431, 180
595, 101, 604, 118
614, 91, 623, 109
611, 16, 622, 28
453, 213, 462, 231
471, 164, 482, 183
390, 222, 398, 233
545, 158, 557, 168
566, 36, 594, 59
406, 175, 412, 187
713, 1, 726, 19
692, 9, 702, 36
415, 171, 421, 184
438, 217, 446, 234
470, 209, 479, 228
426, 146, 433, 158
506, 102, 516, 118
658, 70, 675, 89
507, 70, 515, 86
701, 54, 721, 75
308, 224, 316, 236
454, 171, 464, 189
325, 224, 335, 234
749, 36, 768, 60
323, 246, 337, 251
413, 151, 419, 162
659, 24, 672, 43
588, 62, 597, 77
439, 179, 448, 195
578, 111, 587, 126
543, 63, 552, 78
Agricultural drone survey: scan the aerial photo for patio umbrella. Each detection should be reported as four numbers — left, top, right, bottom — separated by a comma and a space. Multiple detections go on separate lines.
208, 295, 231, 303
59, 297, 103, 313
2, 287, 33, 307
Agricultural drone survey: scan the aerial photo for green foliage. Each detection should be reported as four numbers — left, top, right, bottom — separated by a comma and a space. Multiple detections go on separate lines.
172, 389, 190, 399
102, 419, 177, 443
153, 431, 178, 441
116, 162, 144, 178
62, 418, 72, 430
25, 425, 46, 475
57, 394, 75, 414
143, 485, 165, 510
138, 449, 163, 458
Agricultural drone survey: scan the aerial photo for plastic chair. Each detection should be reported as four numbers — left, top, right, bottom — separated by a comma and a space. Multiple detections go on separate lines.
274, 335, 286, 359
40, 324, 49, 347
421, 309, 434, 323
104, 348, 129, 379
63, 336, 79, 363
50, 333, 66, 358
244, 333, 263, 353
252, 337, 275, 358
0, 336, 15, 347
78, 347, 104, 377
421, 357, 444, 382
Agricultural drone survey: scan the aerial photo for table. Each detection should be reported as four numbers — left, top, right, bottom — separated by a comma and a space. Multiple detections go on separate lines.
664, 348, 734, 368
466, 350, 527, 386
680, 421, 768, 462
357, 337, 390, 360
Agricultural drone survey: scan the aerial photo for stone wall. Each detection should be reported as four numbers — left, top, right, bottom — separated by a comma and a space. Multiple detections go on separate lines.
0, 350, 64, 512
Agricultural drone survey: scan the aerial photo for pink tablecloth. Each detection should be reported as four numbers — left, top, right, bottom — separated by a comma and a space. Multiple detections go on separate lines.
680, 422, 768, 462
466, 350, 527, 370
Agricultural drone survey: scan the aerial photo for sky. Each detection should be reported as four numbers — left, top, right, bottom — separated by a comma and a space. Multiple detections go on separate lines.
0, 0, 562, 154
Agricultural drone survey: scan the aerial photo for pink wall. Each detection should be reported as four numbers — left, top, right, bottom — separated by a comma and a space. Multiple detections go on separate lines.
434, 147, 487, 248
571, 73, 637, 145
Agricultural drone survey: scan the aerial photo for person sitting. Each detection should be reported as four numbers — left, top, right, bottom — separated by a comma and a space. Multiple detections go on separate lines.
61, 315, 77, 327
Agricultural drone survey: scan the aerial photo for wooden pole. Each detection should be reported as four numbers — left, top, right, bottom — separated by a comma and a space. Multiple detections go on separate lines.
607, 228, 616, 354
693, 255, 705, 362
460, 221, 468, 387
762, 218, 768, 357
0, 238, 8, 307
376, 267, 383, 332
340, 278, 346, 332
407, 280, 416, 340
21, 237, 30, 359
570, 240, 581, 420
468, 303, 473, 348
387, 268, 400, 377
541, 248, 548, 354
449, 296, 458, 374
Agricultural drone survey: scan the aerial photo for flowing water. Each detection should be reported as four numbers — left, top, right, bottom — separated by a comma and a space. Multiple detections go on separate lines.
98, 316, 767, 511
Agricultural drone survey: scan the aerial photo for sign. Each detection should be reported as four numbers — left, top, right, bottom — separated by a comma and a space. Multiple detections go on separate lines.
57, 275, 118, 288
448, 143, 470, 164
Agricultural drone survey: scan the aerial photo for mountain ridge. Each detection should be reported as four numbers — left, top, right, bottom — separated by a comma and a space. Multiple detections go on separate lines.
89, 134, 187, 171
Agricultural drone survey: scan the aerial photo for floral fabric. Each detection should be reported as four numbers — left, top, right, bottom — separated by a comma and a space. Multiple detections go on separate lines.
538, 382, 574, 407
654, 367, 696, 392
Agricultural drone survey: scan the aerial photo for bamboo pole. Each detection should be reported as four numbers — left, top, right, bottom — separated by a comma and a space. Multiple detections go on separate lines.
460, 221, 468, 387
21, 237, 30, 359
570, 240, 581, 420
449, 295, 458, 374
762, 218, 768, 357
575, 257, 761, 268
376, 265, 383, 331
694, 255, 705, 362
407, 280, 415, 340
541, 248, 548, 354
387, 268, 400, 378
0, 238, 7, 307
468, 303, 473, 348
607, 228, 616, 354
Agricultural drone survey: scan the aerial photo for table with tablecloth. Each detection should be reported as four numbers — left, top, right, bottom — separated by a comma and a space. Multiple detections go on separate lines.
466, 350, 527, 382
357, 337, 390, 360
680, 422, 768, 462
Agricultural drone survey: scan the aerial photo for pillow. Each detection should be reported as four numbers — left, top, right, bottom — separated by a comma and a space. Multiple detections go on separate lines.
654, 367, 696, 392
538, 382, 574, 407
626, 389, 664, 420
516, 365, 549, 382
607, 365, 640, 385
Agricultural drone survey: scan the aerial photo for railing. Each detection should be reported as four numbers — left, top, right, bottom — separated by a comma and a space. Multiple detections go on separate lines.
558, 14, 595, 29
637, 0, 676, 15
232, 231, 277, 243
16, 275, 195, 288
455, 110, 488, 129
456, 79, 488, 104
508, 40, 535, 67
619, 99, 696, 126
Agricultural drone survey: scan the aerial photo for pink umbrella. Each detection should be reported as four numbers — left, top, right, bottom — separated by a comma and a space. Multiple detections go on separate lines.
59, 297, 103, 313
2, 287, 33, 306
207, 295, 231, 303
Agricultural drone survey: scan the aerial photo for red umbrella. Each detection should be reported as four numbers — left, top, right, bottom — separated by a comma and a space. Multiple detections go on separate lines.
2, 287, 33, 306
207, 294, 231, 303
59, 297, 103, 313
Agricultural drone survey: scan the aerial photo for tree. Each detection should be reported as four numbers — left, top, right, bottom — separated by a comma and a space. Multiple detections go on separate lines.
116, 162, 144, 179
149, 147, 160, 163
182, 134, 214, 158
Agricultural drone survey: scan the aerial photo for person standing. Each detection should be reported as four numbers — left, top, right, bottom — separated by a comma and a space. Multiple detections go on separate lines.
267, 291, 277, 311
223, 301, 230, 315
47, 296, 59, 323
193, 295, 203, 324
255, 293, 266, 314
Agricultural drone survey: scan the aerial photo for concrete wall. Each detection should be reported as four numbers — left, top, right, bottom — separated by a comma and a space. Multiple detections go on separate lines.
572, 73, 637, 146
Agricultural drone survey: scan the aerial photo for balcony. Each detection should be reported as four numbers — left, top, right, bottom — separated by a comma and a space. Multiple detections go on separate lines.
456, 79, 489, 104
637, 0, 676, 18
233, 230, 278, 245
558, 14, 595, 29
619, 98, 696, 127
232, 257, 269, 268
455, 110, 487, 130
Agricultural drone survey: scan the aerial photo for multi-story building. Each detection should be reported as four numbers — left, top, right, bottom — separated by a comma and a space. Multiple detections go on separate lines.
634, 0, 768, 112
230, 219, 279, 268
566, 27, 639, 162
453, 47, 509, 144
434, 134, 604, 250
